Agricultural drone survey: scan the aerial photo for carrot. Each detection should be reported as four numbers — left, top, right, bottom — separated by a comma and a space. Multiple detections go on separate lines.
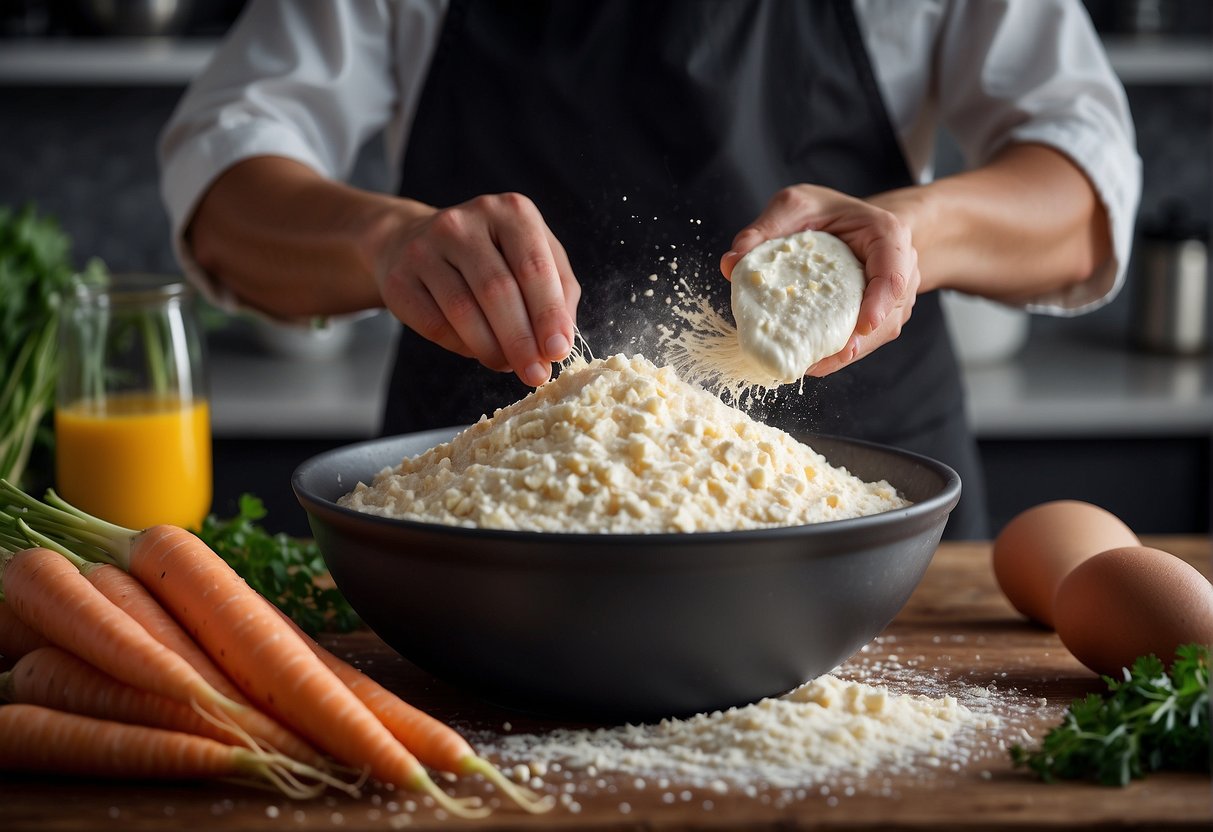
0, 703, 325, 797
0, 545, 243, 722
276, 609, 551, 812
1, 484, 488, 818
15, 528, 322, 766
0, 645, 264, 748
0, 646, 359, 796
0, 600, 48, 659
0, 523, 51, 661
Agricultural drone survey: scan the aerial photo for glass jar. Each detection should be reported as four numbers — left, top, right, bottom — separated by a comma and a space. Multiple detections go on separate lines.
55, 275, 212, 530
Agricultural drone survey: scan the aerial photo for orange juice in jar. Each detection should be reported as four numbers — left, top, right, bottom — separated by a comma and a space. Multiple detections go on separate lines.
55, 276, 212, 530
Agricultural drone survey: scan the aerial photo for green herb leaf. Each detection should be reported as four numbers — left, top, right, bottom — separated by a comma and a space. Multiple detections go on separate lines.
192, 494, 360, 636
1011, 643, 1210, 786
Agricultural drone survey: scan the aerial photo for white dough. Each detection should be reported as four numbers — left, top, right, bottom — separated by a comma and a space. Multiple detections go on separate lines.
731, 230, 865, 384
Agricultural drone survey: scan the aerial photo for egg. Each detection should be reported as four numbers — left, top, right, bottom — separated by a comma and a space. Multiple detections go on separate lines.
1054, 546, 1213, 677
992, 500, 1139, 628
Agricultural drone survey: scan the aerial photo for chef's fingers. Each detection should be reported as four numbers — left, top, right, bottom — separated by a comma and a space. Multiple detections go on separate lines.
545, 229, 582, 331
386, 269, 478, 361
418, 254, 514, 374
438, 203, 551, 387
721, 188, 822, 279
806, 256, 920, 378
377, 229, 487, 363
491, 198, 575, 363
855, 237, 918, 336
806, 318, 898, 378
826, 198, 918, 338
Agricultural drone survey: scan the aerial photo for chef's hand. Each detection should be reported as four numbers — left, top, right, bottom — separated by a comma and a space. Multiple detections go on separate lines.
720, 184, 920, 377
376, 192, 581, 387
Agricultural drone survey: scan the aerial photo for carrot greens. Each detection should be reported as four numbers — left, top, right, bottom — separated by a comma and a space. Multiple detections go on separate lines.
1, 482, 358, 636
1011, 644, 1210, 786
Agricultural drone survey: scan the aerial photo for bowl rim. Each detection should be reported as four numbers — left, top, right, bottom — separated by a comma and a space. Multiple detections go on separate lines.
292, 427, 962, 544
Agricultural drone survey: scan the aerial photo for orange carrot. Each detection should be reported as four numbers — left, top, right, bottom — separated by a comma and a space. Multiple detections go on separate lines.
0, 600, 48, 659
0, 547, 242, 720
38, 542, 321, 765
276, 610, 550, 812
0, 645, 255, 748
134, 525, 486, 816
0, 703, 324, 796
1, 486, 487, 818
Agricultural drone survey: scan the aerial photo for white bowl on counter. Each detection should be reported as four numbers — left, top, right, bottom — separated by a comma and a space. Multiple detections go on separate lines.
940, 290, 1030, 365
252, 317, 356, 361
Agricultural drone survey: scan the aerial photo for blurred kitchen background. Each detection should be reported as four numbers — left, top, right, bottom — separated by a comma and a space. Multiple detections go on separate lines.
1, 0, 1210, 537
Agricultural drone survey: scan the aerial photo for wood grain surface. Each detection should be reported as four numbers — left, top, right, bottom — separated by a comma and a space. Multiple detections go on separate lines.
1, 536, 1209, 831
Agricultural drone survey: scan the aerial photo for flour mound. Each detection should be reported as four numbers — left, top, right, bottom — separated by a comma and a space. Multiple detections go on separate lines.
338, 353, 907, 533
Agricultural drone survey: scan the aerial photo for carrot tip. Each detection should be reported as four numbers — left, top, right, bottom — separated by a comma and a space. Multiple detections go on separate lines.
463, 756, 555, 814
230, 748, 327, 800
192, 698, 259, 752
274, 756, 362, 799
412, 770, 492, 819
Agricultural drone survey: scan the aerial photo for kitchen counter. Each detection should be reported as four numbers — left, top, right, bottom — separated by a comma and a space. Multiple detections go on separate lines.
207, 317, 1213, 441
207, 314, 400, 440
962, 331, 1213, 439
2, 536, 1209, 831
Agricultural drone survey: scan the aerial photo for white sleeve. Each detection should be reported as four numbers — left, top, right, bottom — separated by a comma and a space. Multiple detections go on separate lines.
157, 0, 417, 309
933, 0, 1142, 315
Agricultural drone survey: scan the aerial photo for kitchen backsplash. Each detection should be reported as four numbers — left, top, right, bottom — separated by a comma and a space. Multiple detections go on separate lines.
0, 85, 391, 277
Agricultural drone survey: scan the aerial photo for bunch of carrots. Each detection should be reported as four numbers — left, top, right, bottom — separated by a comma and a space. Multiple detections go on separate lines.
0, 479, 549, 818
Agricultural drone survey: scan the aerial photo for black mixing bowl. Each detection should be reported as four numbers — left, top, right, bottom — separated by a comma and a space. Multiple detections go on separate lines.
293, 428, 960, 722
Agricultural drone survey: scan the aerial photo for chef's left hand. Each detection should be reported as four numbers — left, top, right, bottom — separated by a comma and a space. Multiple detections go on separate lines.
721, 184, 921, 377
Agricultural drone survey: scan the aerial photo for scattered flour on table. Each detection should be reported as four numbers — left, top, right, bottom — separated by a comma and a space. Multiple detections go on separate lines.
482, 672, 1001, 793
338, 353, 908, 533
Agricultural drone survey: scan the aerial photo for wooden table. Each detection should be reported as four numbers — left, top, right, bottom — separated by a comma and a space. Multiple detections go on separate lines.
2, 537, 1210, 831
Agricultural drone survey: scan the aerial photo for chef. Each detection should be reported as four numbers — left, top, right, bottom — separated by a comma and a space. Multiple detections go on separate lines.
159, 0, 1140, 539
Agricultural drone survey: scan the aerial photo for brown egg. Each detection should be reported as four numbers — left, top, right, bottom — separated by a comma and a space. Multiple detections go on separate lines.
991, 500, 1138, 628
1054, 546, 1213, 677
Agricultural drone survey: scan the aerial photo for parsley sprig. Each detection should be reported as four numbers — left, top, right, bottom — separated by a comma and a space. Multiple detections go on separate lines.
1011, 643, 1210, 786
193, 494, 360, 636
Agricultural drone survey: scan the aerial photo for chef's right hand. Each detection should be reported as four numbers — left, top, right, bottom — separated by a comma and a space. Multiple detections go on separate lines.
721, 184, 920, 378
375, 193, 581, 387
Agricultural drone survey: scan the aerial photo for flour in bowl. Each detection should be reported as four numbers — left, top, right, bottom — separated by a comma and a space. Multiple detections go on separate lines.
337, 353, 908, 533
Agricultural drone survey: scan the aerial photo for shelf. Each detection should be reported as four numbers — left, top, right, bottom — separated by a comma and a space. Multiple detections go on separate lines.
1101, 35, 1213, 83
0, 34, 1211, 86
0, 38, 217, 85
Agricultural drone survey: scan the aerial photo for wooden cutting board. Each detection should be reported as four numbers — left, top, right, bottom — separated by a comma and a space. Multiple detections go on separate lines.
1, 536, 1209, 831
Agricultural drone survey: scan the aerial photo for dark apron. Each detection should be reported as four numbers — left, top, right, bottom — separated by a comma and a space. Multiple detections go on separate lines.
385, 0, 988, 538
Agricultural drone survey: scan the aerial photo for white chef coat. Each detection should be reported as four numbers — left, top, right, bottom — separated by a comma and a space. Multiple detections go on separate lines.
159, 0, 1141, 316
